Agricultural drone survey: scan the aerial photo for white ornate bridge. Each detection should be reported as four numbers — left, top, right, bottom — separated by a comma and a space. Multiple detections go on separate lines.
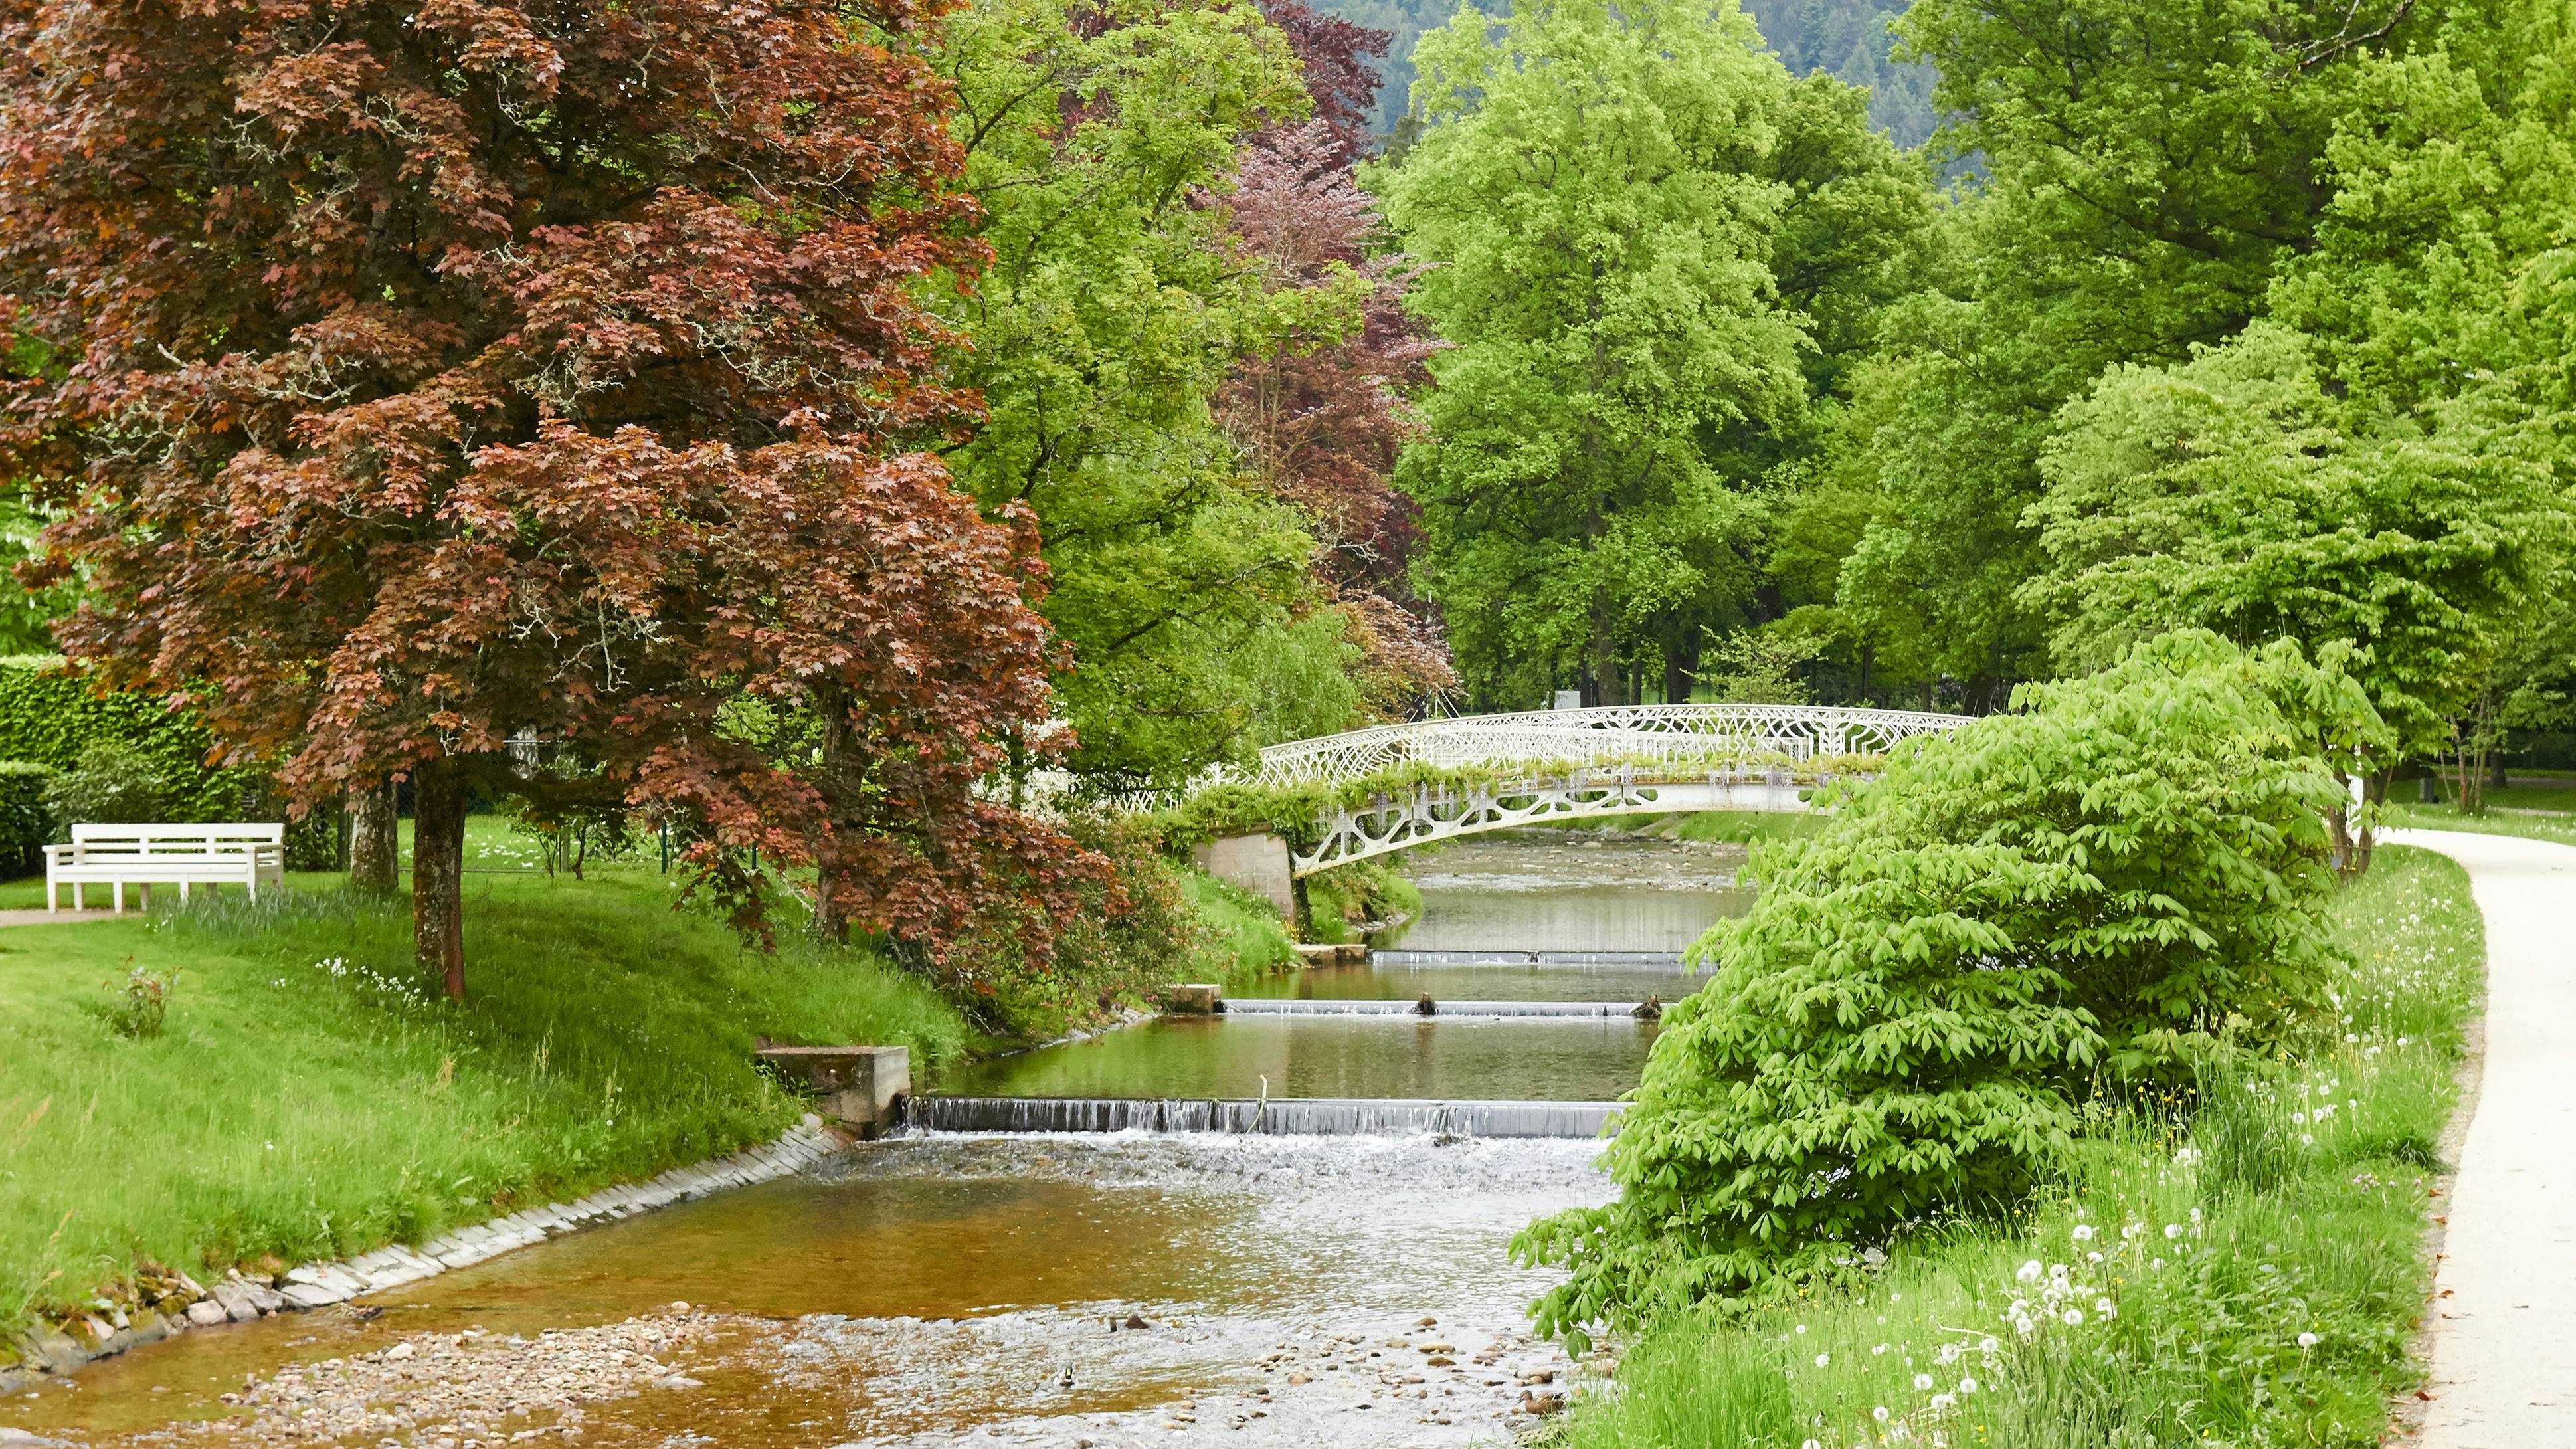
1216, 704, 1966, 876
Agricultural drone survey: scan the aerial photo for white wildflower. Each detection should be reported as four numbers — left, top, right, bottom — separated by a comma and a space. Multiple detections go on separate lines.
1977, 1337, 1997, 1355
1960, 1376, 1979, 1394
1874, 1406, 1891, 1424
1930, 1393, 1956, 1412
2298, 1331, 2319, 1349
2165, 1224, 2184, 1240
1815, 1352, 1831, 1369
1914, 1373, 1934, 1390
2016, 1260, 2043, 1284
2071, 1224, 2096, 1242
2062, 1309, 2085, 1327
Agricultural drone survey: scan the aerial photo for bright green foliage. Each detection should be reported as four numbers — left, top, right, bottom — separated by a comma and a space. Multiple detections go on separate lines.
1898, 0, 2422, 377
2027, 324, 2566, 751
1820, 0, 2439, 706
1377, 0, 1838, 707
934, 0, 1353, 789
1517, 632, 2369, 1337
0, 656, 238, 821
0, 760, 48, 874
1550, 845, 2478, 1447
2268, 0, 2576, 421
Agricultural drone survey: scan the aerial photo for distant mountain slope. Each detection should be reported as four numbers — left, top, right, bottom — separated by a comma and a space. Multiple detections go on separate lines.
1331, 0, 1938, 151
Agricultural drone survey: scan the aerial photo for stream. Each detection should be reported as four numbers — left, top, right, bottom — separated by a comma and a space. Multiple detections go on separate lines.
6, 830, 1750, 1449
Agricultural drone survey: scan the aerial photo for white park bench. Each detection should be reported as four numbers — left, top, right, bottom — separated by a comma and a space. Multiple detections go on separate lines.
43, 823, 287, 913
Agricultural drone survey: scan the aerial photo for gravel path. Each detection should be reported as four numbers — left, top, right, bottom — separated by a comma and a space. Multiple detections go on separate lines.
2385, 829, 2576, 1448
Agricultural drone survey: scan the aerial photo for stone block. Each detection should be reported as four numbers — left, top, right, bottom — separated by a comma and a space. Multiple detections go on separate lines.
1189, 832, 1295, 918
755, 1044, 909, 1138
1291, 942, 1368, 967
1162, 983, 1223, 1014
184, 1300, 227, 1328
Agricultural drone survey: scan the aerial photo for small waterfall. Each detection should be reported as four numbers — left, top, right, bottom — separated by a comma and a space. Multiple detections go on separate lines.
1222, 998, 1648, 1019
904, 1096, 1621, 1139
1370, 949, 1688, 967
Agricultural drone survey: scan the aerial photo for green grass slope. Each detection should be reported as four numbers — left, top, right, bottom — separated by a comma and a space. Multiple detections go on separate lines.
0, 867, 966, 1341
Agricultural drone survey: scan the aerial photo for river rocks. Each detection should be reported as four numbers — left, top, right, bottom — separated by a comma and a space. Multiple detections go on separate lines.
184, 1300, 227, 1328
171, 1307, 727, 1444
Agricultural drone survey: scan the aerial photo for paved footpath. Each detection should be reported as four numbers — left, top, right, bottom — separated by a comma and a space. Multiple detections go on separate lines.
2385, 829, 2576, 1448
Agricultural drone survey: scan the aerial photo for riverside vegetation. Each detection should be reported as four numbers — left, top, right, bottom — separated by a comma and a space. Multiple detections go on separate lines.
1530, 634, 2479, 1446
0, 818, 1289, 1347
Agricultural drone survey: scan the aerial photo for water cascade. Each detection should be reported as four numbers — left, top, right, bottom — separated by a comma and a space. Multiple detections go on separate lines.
903, 1094, 1621, 1138
1219, 997, 1647, 1018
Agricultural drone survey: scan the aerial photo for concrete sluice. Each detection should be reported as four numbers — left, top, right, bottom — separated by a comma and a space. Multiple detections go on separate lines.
1220, 997, 1645, 1018
903, 1094, 1621, 1138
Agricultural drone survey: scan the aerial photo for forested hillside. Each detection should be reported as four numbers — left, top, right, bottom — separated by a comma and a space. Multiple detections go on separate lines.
1327, 0, 1936, 147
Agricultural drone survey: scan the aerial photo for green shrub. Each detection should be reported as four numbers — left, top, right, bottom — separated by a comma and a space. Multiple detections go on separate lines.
42, 738, 172, 825
1517, 631, 2382, 1341
0, 760, 50, 874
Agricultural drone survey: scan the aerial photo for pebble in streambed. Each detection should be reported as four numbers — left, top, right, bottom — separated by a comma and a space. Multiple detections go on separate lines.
767, 1309, 1582, 1446
105, 1305, 742, 1446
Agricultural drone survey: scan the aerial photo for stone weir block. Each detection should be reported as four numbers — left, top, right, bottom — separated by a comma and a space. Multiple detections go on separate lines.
755, 1045, 909, 1137
1161, 983, 1224, 1014
1291, 941, 1368, 967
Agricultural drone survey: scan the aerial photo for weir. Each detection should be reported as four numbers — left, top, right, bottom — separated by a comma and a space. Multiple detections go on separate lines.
903, 1095, 1621, 1139
1369, 948, 1686, 967
1220, 998, 1646, 1018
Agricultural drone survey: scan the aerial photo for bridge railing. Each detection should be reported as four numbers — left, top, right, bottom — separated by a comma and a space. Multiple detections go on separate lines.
1231, 703, 1962, 791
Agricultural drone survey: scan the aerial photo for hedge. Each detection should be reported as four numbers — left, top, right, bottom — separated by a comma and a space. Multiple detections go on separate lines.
0, 658, 355, 872
0, 761, 50, 876
0, 656, 242, 821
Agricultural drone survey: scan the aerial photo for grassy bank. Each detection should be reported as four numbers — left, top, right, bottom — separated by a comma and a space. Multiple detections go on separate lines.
1558, 844, 2480, 1448
0, 858, 968, 1344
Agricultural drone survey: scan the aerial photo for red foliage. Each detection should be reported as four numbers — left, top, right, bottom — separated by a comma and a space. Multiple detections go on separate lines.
0, 0, 1103, 994
1255, 0, 1391, 159
1218, 120, 1453, 714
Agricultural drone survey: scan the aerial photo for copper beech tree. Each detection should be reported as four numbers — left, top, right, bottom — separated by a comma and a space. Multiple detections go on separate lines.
0, 0, 1104, 998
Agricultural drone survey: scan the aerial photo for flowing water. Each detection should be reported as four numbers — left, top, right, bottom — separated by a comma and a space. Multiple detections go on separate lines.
9, 830, 1748, 1449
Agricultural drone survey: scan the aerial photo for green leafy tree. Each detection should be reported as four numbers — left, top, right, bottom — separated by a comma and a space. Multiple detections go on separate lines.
2025, 323, 2567, 759
1517, 631, 2373, 1339
935, 0, 1358, 791
1377, 0, 1817, 708
1825, 0, 2437, 708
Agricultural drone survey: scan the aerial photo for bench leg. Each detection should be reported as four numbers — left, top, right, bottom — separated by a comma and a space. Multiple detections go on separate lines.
179, 879, 189, 905
114, 880, 124, 914
74, 882, 85, 912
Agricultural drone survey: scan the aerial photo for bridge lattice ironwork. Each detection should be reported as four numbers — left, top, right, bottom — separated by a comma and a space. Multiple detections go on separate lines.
1236, 702, 1963, 791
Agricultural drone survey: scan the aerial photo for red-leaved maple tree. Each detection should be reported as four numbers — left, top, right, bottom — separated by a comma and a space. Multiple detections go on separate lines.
1253, 0, 1389, 160
0, 0, 1103, 998
1219, 119, 1453, 716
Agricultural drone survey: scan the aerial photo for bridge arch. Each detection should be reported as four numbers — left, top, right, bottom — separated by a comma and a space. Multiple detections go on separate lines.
1216, 704, 1965, 877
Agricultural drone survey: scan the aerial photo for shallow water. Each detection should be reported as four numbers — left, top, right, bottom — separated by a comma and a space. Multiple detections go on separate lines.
13, 1135, 1606, 1447
1392, 831, 1750, 955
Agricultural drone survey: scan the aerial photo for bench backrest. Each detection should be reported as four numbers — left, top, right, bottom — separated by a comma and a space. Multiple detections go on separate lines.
68, 822, 286, 852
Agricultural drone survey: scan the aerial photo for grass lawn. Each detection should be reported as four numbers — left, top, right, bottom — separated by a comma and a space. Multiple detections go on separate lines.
1556, 845, 2480, 1448
0, 822, 970, 1343
2384, 801, 2576, 847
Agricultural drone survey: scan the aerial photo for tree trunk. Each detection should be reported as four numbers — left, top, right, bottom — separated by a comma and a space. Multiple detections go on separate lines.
412, 765, 468, 1002
349, 781, 399, 896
